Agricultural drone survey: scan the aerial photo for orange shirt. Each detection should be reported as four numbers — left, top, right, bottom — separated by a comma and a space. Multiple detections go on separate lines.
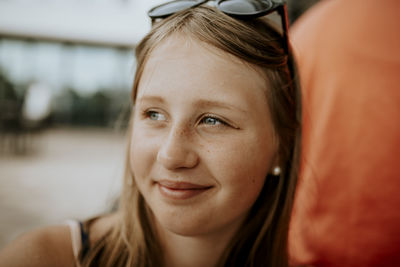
289, 0, 400, 266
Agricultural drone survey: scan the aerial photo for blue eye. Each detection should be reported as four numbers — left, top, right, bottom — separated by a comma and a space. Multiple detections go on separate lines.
147, 111, 166, 121
201, 116, 227, 126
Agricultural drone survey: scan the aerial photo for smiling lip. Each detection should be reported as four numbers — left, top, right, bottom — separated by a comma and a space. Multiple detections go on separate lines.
157, 180, 213, 200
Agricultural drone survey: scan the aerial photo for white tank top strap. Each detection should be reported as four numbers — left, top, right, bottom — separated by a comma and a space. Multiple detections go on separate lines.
65, 220, 82, 267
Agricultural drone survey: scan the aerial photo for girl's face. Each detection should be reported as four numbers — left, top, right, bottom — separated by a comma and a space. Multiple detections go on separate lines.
130, 34, 278, 238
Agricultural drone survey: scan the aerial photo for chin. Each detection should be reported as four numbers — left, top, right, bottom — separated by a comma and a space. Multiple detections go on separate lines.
163, 219, 206, 236
154, 212, 214, 237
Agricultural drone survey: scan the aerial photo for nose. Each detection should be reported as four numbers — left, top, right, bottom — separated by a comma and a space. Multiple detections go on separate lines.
157, 126, 199, 170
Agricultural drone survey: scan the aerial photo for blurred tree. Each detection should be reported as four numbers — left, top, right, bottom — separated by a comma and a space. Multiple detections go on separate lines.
0, 70, 22, 132
87, 91, 111, 127
0, 70, 27, 154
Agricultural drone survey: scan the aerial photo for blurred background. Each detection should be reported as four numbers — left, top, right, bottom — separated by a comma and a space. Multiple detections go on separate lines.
0, 0, 319, 249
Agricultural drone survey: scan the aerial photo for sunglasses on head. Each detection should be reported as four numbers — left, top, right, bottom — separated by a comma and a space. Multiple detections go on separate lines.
148, 0, 289, 54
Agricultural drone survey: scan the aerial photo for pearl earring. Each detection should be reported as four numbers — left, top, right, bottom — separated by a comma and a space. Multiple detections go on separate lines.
272, 166, 281, 176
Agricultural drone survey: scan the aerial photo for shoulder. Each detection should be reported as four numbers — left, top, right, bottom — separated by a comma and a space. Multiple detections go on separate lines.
0, 225, 75, 267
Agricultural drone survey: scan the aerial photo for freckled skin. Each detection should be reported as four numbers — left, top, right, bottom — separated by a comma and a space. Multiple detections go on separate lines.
130, 34, 278, 239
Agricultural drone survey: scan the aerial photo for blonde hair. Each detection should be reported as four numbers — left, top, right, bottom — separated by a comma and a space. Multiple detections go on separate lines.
81, 5, 301, 267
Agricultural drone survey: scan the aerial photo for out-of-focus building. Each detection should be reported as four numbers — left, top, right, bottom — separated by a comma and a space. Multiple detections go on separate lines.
0, 0, 167, 133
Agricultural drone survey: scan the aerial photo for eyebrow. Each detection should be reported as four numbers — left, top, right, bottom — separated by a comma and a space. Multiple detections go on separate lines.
136, 95, 246, 114
195, 99, 246, 114
136, 95, 165, 104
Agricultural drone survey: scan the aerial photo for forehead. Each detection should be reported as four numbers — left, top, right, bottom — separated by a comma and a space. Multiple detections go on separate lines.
137, 34, 271, 113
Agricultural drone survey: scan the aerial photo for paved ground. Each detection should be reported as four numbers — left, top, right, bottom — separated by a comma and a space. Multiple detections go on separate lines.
0, 128, 126, 248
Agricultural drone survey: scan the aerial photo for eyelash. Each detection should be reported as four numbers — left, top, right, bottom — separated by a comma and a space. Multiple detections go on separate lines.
143, 110, 166, 121
141, 109, 230, 128
199, 115, 229, 127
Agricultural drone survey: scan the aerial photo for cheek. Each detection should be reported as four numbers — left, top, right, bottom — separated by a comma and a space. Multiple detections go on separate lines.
219, 160, 267, 202
207, 137, 273, 205
129, 127, 156, 180
212, 133, 273, 180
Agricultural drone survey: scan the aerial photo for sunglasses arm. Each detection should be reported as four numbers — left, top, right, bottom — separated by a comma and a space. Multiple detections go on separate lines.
277, 4, 289, 54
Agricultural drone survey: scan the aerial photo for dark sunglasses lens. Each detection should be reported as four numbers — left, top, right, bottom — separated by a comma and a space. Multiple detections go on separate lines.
148, 0, 205, 18
218, 0, 273, 15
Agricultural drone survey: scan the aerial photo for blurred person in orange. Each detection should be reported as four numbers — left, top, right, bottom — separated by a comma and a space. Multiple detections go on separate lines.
288, 0, 400, 266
